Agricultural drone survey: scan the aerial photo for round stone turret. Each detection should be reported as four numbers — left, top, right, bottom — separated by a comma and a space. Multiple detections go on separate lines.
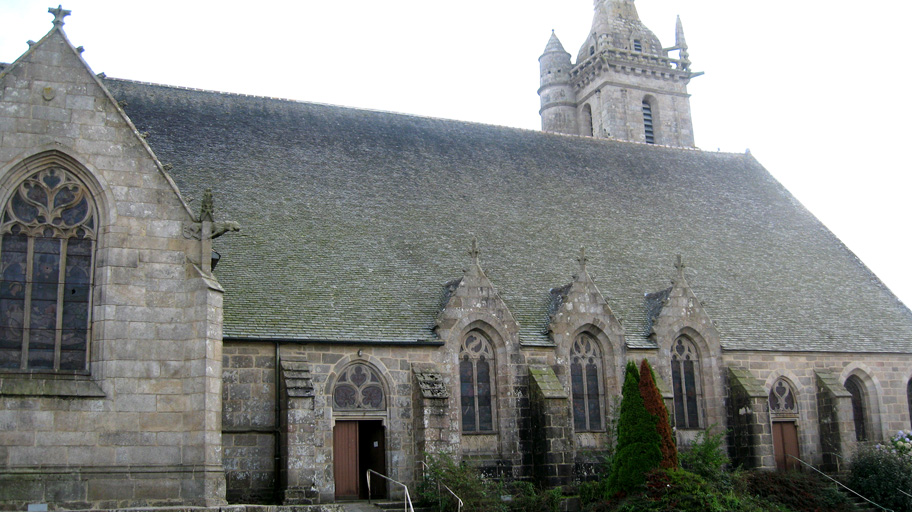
539, 31, 578, 135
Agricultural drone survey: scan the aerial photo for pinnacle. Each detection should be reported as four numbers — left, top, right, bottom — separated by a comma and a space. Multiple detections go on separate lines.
543, 31, 567, 54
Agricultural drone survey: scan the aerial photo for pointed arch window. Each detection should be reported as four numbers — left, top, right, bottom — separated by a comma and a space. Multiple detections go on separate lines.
642, 100, 655, 144
671, 336, 702, 429
571, 333, 603, 431
333, 363, 386, 411
460, 330, 495, 433
0, 167, 96, 372
633, 39, 643, 52
769, 378, 798, 418
845, 376, 868, 441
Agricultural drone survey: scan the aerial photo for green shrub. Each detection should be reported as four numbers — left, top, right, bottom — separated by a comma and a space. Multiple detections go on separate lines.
678, 427, 729, 488
508, 481, 561, 512
849, 445, 912, 512
606, 361, 662, 495
417, 453, 506, 512
579, 476, 611, 509
738, 469, 855, 512
614, 469, 769, 512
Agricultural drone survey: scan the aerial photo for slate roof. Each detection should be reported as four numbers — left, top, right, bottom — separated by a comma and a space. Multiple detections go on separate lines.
102, 78, 912, 353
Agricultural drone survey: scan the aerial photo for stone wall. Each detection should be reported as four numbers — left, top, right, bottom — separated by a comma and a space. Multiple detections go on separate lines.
721, 351, 912, 467
529, 366, 572, 488
0, 25, 224, 510
222, 342, 277, 504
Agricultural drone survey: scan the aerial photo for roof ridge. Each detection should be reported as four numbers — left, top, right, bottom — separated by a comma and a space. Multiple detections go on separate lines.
102, 77, 746, 156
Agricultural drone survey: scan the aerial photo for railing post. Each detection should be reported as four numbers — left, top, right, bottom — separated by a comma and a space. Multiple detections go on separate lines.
366, 469, 415, 512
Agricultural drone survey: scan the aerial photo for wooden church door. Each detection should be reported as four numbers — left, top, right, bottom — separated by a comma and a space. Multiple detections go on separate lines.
333, 420, 386, 500
772, 421, 799, 471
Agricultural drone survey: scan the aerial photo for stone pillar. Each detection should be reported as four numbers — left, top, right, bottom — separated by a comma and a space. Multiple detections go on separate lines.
726, 367, 774, 469
279, 356, 318, 504
815, 370, 856, 473
413, 364, 454, 464
529, 365, 572, 489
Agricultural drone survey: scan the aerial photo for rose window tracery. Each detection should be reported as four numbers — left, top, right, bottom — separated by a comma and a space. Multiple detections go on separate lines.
768, 378, 798, 416
332, 363, 385, 411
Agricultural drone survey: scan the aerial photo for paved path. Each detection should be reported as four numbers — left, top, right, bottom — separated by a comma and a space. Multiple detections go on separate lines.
338, 501, 378, 512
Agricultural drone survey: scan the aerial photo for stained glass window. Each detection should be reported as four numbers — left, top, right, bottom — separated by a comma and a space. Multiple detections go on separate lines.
0, 167, 96, 371
460, 330, 495, 433
332, 363, 385, 411
571, 333, 603, 431
768, 378, 798, 417
845, 376, 867, 442
671, 336, 701, 429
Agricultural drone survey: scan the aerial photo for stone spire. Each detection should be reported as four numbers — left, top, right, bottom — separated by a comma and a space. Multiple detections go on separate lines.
674, 15, 690, 69
578, 0, 663, 61
675, 15, 687, 48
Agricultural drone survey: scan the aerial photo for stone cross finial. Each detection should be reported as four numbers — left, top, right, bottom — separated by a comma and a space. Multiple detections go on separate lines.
577, 246, 588, 274
48, 5, 71, 26
468, 236, 480, 267
200, 188, 214, 222
674, 254, 685, 280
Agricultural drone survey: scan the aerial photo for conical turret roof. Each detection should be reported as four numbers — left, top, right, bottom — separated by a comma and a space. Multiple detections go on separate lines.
543, 30, 568, 54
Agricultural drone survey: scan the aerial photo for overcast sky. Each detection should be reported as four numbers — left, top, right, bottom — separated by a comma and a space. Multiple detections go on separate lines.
2, 1, 911, 307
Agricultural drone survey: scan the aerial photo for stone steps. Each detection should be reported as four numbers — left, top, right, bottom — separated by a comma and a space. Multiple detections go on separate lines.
370, 501, 435, 512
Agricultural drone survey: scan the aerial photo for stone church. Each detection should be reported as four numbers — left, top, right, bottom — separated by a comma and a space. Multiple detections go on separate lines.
1, 1, 911, 509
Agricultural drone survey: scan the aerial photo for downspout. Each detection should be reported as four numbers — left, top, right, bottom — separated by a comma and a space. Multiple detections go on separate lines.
274, 340, 282, 503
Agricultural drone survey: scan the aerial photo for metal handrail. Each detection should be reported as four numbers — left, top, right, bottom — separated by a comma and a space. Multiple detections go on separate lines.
366, 469, 414, 512
787, 455, 894, 512
820, 451, 845, 472
419, 460, 464, 512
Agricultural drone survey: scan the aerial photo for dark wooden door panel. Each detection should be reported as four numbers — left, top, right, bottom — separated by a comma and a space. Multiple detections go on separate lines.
773, 422, 800, 471
334, 421, 359, 499
782, 421, 800, 470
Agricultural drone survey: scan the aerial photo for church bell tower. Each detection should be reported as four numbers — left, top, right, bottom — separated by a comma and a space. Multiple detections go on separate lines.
539, 0, 698, 147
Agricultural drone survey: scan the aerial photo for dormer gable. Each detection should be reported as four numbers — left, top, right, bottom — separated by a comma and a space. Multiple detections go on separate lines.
648, 255, 719, 351
435, 237, 520, 348
548, 248, 624, 348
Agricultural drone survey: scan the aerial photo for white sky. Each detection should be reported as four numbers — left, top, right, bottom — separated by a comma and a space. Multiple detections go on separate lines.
2, 1, 911, 307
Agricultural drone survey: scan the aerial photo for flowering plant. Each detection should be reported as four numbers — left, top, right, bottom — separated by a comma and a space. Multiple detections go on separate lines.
877, 429, 912, 457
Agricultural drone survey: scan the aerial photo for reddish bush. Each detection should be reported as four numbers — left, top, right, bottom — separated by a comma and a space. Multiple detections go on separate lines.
639, 359, 678, 469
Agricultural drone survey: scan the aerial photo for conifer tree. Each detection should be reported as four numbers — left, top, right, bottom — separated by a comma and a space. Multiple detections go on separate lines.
639, 358, 678, 469
607, 360, 662, 494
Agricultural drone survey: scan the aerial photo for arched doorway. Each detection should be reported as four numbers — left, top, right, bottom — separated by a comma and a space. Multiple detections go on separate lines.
768, 378, 800, 470
331, 363, 388, 500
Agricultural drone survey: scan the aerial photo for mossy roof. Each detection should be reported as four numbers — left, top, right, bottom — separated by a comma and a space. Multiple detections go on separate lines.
103, 78, 912, 352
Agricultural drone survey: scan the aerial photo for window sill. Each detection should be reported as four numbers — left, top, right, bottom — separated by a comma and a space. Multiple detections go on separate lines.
0, 373, 105, 398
